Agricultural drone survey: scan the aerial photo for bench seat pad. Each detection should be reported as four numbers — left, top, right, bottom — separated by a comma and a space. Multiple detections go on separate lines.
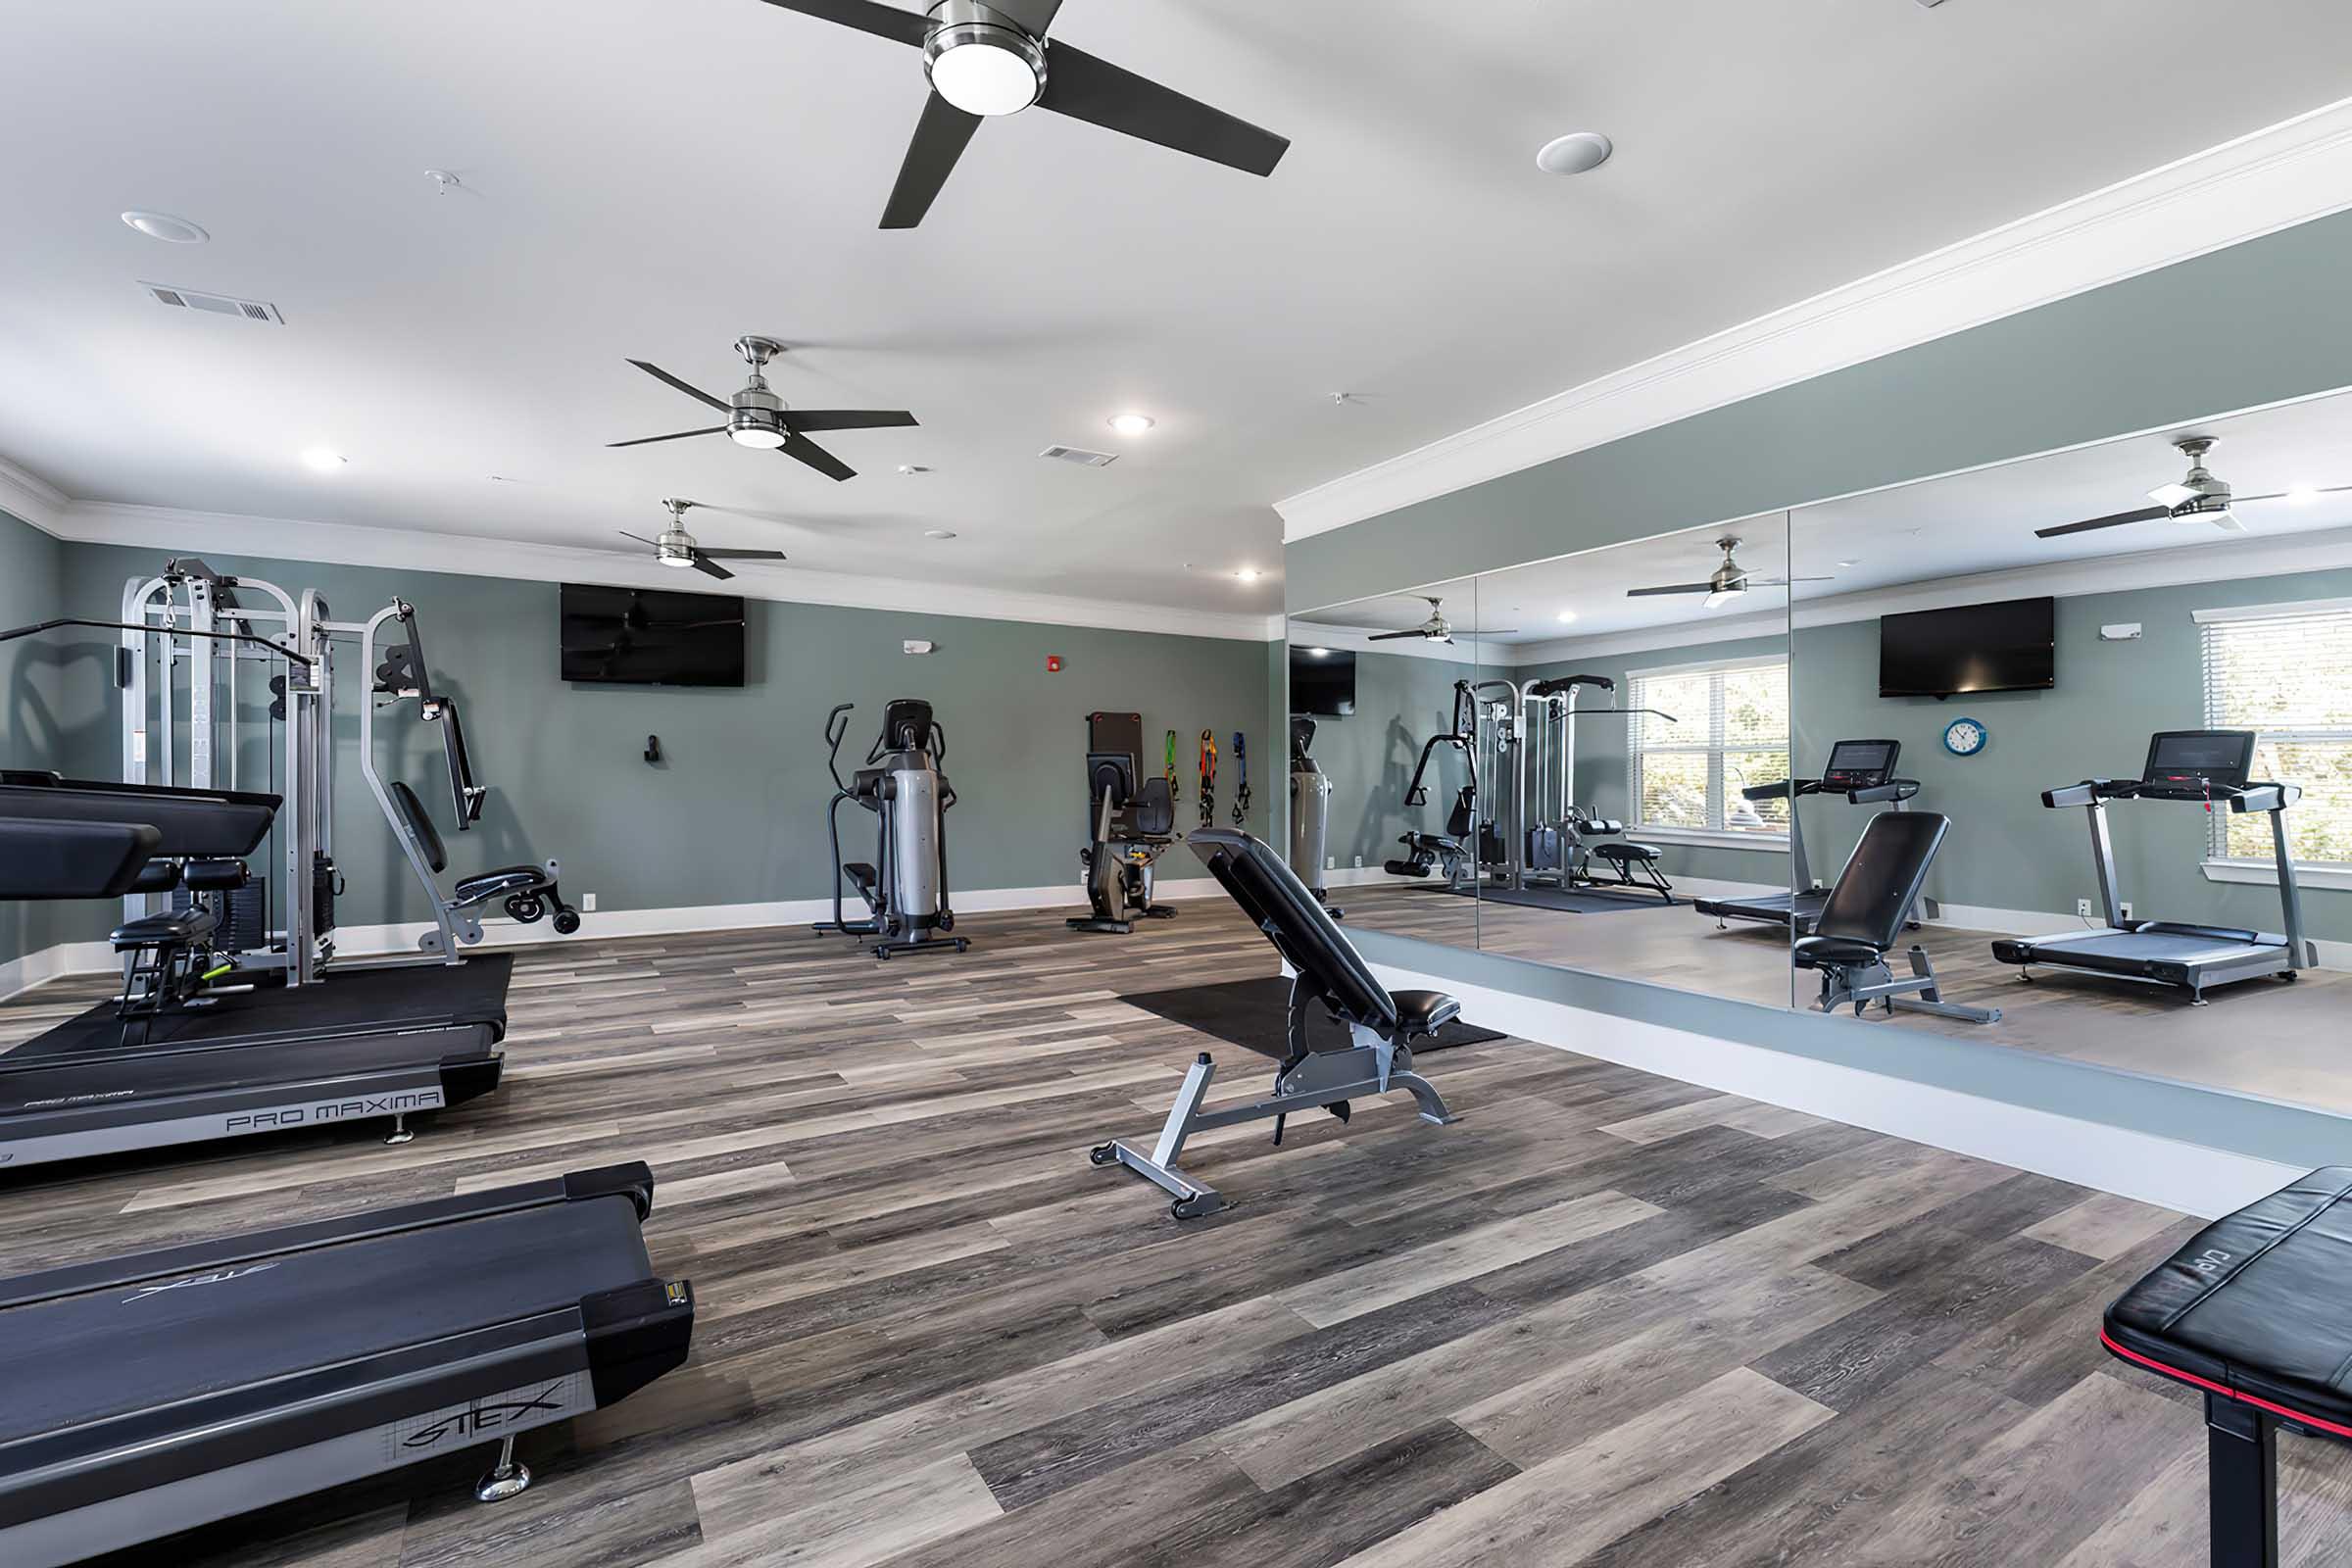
111, 908, 219, 948
2104, 1166, 2352, 1440
1592, 842, 1661, 862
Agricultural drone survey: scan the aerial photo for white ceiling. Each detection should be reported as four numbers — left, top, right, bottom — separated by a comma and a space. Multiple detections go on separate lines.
1298, 387, 2352, 645
7, 1, 2352, 617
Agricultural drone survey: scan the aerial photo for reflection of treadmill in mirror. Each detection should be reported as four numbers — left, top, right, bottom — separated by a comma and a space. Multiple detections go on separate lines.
1693, 739, 1919, 934
1989, 730, 2314, 1004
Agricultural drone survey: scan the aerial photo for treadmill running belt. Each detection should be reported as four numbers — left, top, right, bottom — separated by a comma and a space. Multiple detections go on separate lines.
3, 956, 514, 1063
0, 1195, 648, 1446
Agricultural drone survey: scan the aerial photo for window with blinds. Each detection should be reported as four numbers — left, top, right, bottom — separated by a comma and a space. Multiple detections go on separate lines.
2200, 601, 2352, 867
1625, 659, 1790, 837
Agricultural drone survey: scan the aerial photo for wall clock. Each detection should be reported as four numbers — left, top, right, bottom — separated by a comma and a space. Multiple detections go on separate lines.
1942, 716, 1988, 757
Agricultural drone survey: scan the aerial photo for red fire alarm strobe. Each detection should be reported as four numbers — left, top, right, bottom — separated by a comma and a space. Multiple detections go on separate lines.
1046, 655, 1062, 672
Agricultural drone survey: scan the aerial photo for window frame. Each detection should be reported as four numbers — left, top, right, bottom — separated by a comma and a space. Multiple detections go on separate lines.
1622, 653, 1791, 848
2194, 596, 2352, 879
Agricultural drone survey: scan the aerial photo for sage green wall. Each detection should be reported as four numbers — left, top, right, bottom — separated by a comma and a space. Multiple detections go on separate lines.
1790, 567, 2352, 942
42, 543, 1278, 944
1289, 209, 2352, 612
0, 509, 68, 968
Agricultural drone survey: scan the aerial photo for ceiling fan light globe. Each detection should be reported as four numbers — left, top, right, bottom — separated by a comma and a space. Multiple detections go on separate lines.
728, 411, 788, 450
925, 24, 1045, 117
655, 552, 696, 568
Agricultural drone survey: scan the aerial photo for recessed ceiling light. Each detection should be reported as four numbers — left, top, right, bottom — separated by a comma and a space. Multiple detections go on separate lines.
1107, 413, 1155, 437
1554, 610, 1579, 623
1535, 132, 1613, 176
1234, 566, 1263, 582
899, 464, 932, 475
924, 528, 958, 539
2287, 485, 2322, 504
1837, 559, 1860, 568
300, 448, 347, 473
121, 211, 209, 244
925, 24, 1045, 116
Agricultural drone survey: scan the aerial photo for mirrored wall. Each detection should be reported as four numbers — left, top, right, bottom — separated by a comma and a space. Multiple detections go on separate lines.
1289, 383, 2352, 1118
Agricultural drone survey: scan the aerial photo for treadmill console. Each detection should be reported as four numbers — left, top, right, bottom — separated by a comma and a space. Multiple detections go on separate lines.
1821, 739, 1900, 792
2137, 730, 2255, 799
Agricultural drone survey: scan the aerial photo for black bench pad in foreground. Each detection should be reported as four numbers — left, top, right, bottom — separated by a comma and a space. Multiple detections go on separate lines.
2104, 1166, 2352, 1441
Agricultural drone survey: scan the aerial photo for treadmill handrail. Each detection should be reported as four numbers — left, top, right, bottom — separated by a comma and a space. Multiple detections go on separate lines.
0, 1164, 654, 1312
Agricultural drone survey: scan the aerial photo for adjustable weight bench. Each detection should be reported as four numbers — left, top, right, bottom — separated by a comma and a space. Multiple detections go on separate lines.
1093, 827, 1459, 1219
383, 780, 580, 945
1793, 810, 1999, 1024
2105, 1168, 2352, 1568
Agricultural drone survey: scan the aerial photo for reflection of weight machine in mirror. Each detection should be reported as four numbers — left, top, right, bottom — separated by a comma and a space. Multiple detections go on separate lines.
1386, 674, 1677, 908
1990, 730, 2314, 1004
1694, 739, 1919, 934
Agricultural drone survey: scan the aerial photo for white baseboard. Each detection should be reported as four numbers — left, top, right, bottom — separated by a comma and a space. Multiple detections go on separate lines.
0, 878, 1234, 999
1361, 957, 2302, 1218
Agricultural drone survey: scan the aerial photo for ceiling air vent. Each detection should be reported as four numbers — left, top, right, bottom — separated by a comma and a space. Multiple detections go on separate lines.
1039, 444, 1118, 467
142, 281, 284, 324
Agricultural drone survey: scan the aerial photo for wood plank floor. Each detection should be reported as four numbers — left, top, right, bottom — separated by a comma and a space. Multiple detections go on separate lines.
5, 900, 2350, 1566
1341, 880, 2352, 1112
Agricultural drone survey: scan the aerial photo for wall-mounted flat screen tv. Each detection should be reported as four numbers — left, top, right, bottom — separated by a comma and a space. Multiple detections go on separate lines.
1290, 644, 1356, 715
561, 583, 747, 687
1879, 596, 2054, 699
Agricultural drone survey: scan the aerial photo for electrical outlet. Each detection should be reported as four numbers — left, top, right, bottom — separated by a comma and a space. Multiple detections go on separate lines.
582, 893, 598, 912
1353, 855, 1363, 868
2119, 902, 2132, 922
2077, 898, 2093, 918
1326, 857, 1336, 870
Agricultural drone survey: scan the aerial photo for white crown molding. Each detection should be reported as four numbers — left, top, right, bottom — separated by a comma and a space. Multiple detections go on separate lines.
1500, 523, 2352, 665
48, 500, 1285, 643
0, 457, 67, 534
1276, 94, 2352, 543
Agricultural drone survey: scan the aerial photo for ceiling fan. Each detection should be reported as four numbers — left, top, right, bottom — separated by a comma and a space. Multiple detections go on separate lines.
609, 335, 916, 482
751, 0, 1291, 229
617, 499, 790, 581
1627, 538, 1830, 609
2036, 436, 2352, 539
1365, 597, 1517, 644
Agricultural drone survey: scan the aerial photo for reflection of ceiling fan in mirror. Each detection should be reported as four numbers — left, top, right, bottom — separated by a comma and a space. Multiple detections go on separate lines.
1364, 596, 1517, 644
2037, 436, 2352, 539
616, 499, 790, 581
1627, 538, 1830, 610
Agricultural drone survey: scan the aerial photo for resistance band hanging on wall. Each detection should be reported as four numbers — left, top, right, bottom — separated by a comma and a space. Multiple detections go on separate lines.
1231, 732, 1250, 826
1198, 730, 1217, 828
1164, 729, 1181, 803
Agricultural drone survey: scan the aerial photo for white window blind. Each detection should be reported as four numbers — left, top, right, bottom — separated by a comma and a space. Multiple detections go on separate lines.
2200, 603, 2352, 867
1626, 660, 1790, 837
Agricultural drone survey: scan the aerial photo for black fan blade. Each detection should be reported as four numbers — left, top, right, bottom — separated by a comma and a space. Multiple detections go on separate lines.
607, 426, 727, 448
696, 549, 790, 561
1626, 582, 1716, 598
882, 93, 985, 229
690, 555, 736, 581
991, 0, 1065, 32
2034, 505, 2172, 539
779, 431, 857, 482
1038, 42, 1289, 176
1366, 629, 1429, 642
751, 0, 926, 46
627, 361, 731, 413
787, 409, 919, 432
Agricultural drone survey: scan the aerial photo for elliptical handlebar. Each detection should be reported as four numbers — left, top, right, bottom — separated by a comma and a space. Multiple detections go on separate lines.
824, 703, 855, 793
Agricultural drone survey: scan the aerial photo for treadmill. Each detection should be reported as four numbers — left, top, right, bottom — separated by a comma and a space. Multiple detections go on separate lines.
1989, 730, 2315, 1004
1693, 739, 1918, 934
0, 787, 509, 1170
0, 1162, 693, 1566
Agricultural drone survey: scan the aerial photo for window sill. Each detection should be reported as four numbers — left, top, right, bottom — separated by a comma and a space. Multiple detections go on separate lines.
1629, 827, 1790, 853
2203, 858, 2352, 892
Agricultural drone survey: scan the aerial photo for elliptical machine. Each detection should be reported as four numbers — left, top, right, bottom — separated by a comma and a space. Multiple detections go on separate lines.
1287, 717, 1342, 916
813, 699, 967, 960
